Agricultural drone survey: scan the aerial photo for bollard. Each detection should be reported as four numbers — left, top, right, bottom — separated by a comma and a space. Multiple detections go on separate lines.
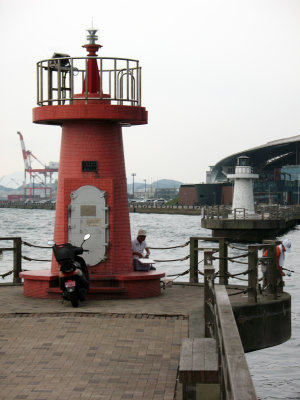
219, 238, 228, 285
248, 246, 258, 302
189, 237, 199, 283
13, 238, 22, 283
266, 244, 277, 298
204, 249, 215, 338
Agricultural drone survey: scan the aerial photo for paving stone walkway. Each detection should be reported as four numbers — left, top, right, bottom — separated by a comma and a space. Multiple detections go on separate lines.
0, 284, 204, 400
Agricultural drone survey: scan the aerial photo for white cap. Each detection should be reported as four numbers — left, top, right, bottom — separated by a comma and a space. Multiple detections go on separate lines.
283, 238, 291, 252
138, 229, 147, 236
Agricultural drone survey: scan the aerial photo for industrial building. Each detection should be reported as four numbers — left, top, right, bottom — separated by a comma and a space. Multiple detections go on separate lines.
179, 135, 300, 206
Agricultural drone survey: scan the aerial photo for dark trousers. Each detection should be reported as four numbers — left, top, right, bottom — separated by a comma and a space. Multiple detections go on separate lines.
133, 259, 150, 271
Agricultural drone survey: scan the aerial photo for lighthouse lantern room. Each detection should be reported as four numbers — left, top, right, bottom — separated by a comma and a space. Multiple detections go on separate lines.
20, 28, 164, 299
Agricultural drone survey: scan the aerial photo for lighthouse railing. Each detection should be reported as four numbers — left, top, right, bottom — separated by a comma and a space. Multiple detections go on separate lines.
37, 56, 142, 107
202, 204, 300, 221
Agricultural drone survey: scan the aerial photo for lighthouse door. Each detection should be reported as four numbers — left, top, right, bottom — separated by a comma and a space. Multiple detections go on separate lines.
68, 185, 109, 266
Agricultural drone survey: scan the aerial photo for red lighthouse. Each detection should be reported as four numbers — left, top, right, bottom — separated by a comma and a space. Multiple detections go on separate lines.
20, 28, 164, 299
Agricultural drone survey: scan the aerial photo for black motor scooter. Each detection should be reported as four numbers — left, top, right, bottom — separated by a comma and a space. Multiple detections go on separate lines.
48, 234, 91, 307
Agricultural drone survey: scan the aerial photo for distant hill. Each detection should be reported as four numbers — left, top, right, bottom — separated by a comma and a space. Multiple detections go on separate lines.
153, 179, 183, 188
0, 176, 183, 199
127, 179, 183, 192
0, 185, 15, 193
0, 171, 24, 188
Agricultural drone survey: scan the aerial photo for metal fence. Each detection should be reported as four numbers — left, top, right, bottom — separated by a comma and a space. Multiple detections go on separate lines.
202, 205, 300, 221
0, 237, 22, 283
36, 56, 142, 106
189, 237, 281, 301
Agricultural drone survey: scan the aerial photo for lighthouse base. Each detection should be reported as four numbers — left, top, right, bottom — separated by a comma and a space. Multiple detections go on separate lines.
20, 270, 165, 300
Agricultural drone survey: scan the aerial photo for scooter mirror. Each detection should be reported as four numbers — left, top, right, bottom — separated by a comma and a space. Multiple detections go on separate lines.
83, 234, 91, 241
48, 240, 55, 246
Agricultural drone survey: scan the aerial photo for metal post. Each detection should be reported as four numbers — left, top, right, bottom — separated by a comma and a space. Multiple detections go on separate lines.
219, 238, 228, 285
297, 175, 299, 206
248, 246, 258, 302
114, 59, 117, 102
13, 238, 22, 283
204, 249, 215, 338
189, 237, 198, 283
262, 241, 278, 298
70, 58, 74, 104
47, 61, 52, 105
57, 59, 61, 105
85, 58, 88, 103
131, 173, 136, 198
268, 244, 277, 299
138, 65, 141, 106
99, 58, 103, 99
36, 63, 43, 105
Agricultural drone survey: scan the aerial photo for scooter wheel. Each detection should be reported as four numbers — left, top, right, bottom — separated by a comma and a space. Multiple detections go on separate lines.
70, 294, 79, 308
79, 288, 87, 302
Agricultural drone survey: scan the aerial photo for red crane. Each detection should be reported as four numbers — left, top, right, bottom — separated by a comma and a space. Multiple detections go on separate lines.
17, 131, 58, 200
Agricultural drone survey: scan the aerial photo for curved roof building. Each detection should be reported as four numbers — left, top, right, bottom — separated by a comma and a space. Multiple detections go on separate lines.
209, 135, 300, 183
180, 135, 300, 206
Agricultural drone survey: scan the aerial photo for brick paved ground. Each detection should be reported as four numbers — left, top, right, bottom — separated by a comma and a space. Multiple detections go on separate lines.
0, 313, 187, 400
0, 284, 203, 400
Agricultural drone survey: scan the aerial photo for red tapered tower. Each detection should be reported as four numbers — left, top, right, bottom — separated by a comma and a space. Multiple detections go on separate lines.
20, 28, 164, 299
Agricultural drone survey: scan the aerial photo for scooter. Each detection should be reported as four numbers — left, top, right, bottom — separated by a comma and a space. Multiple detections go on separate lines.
48, 234, 91, 307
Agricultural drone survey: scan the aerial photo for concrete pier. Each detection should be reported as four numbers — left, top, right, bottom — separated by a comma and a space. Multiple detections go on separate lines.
201, 217, 298, 242
0, 283, 291, 399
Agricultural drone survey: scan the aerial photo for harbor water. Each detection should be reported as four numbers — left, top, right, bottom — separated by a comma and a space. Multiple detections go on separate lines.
0, 208, 299, 399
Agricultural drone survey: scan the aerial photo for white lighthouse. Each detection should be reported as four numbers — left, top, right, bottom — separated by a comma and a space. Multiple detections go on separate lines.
227, 156, 259, 216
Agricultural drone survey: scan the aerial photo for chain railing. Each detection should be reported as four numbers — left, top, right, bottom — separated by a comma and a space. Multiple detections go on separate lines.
188, 237, 282, 301
0, 238, 22, 283
149, 235, 282, 300
0, 238, 53, 284
1, 234, 283, 300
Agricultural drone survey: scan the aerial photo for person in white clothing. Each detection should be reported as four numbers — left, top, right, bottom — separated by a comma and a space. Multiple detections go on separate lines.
278, 238, 291, 272
132, 229, 155, 271
262, 238, 291, 292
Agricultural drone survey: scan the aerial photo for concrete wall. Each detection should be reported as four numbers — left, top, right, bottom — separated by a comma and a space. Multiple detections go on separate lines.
233, 293, 291, 352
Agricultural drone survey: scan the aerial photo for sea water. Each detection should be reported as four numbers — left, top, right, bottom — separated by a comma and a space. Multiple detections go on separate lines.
0, 208, 299, 399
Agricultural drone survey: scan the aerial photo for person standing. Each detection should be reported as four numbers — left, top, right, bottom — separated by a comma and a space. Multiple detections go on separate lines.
263, 238, 291, 292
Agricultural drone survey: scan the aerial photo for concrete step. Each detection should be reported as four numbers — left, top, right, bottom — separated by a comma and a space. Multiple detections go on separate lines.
89, 275, 119, 287
47, 285, 128, 300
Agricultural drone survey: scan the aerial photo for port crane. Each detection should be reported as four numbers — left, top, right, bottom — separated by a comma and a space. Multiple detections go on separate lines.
17, 131, 58, 200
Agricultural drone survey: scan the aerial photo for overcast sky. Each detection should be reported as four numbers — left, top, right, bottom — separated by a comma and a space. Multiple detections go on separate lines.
1, 0, 300, 187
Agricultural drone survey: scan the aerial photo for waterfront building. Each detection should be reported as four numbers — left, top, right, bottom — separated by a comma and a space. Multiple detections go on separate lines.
179, 135, 300, 206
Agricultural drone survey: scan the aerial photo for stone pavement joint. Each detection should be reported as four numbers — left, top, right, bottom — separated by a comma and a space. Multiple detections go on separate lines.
0, 285, 206, 399
0, 312, 188, 320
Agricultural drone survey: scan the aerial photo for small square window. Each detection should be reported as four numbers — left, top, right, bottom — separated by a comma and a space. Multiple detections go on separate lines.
82, 161, 98, 172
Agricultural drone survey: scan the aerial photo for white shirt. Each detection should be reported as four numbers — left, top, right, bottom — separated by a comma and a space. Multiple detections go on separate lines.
132, 238, 148, 259
278, 244, 285, 267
